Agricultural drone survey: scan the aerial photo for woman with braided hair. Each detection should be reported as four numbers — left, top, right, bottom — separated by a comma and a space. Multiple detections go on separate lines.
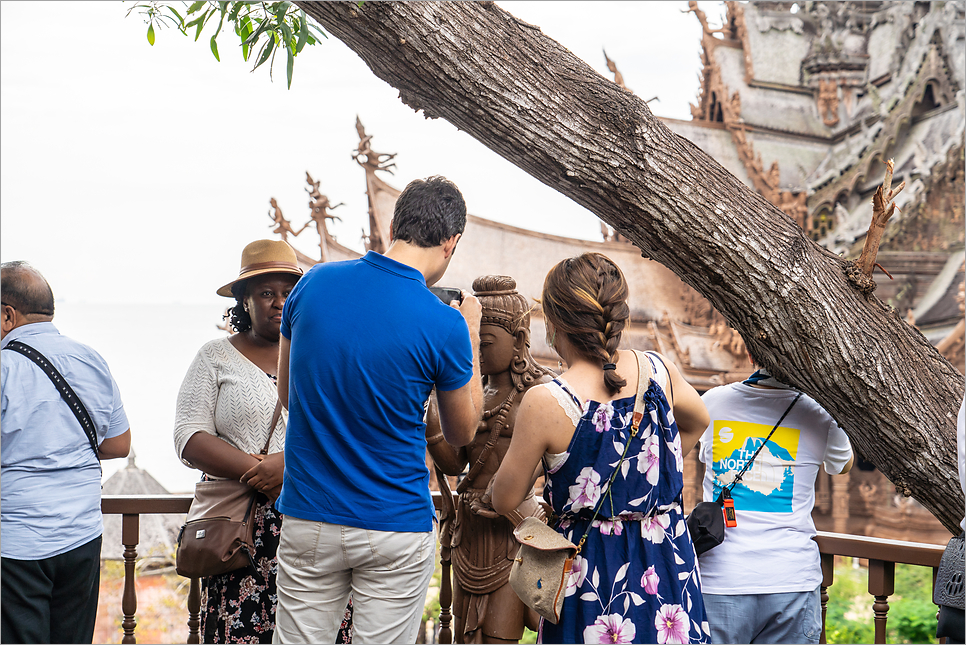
426, 275, 553, 643
493, 253, 711, 644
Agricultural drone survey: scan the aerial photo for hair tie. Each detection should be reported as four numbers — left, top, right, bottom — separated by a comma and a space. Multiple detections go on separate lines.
603, 363, 617, 371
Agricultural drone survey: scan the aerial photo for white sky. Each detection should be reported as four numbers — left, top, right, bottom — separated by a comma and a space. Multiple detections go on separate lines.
1, 1, 726, 306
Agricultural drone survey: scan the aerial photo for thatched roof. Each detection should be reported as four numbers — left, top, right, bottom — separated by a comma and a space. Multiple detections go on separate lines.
101, 451, 185, 564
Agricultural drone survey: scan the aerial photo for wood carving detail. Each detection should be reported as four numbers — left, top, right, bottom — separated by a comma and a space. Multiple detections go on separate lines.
817, 78, 840, 127
305, 172, 344, 263
808, 43, 960, 218
688, 1, 807, 231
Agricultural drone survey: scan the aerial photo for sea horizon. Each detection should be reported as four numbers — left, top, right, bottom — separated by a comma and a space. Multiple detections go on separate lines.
49, 301, 231, 494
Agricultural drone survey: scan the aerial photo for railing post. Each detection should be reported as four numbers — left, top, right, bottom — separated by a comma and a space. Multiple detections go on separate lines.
438, 549, 453, 644
121, 514, 140, 644
868, 559, 895, 644
820, 552, 834, 644
187, 577, 201, 644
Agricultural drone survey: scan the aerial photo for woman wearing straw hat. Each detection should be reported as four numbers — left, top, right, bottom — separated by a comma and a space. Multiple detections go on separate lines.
173, 240, 351, 643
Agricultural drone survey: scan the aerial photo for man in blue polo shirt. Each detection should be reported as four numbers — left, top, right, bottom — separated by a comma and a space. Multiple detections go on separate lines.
1, 261, 131, 644
274, 176, 483, 643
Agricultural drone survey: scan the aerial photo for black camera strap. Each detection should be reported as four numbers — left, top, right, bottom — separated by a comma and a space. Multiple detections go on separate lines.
722, 392, 802, 498
4, 340, 101, 466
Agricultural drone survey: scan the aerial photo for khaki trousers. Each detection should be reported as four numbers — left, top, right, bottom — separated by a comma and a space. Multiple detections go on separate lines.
274, 516, 436, 644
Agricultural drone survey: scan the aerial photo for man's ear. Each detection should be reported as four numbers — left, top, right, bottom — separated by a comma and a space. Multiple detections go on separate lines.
1, 304, 18, 338
514, 328, 529, 351
442, 233, 461, 259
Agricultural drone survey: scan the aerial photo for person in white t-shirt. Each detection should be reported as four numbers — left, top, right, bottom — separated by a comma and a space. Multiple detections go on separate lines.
697, 363, 854, 644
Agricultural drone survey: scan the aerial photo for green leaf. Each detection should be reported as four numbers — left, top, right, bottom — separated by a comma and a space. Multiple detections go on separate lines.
194, 15, 206, 41
274, 1, 291, 24
187, 1, 207, 15
253, 37, 274, 70
244, 15, 271, 46
286, 45, 294, 89
212, 3, 226, 38
295, 9, 308, 52
210, 35, 220, 61
281, 22, 292, 47
240, 17, 253, 60
227, 2, 243, 23
167, 5, 184, 27
146, 22, 156, 45
309, 23, 328, 40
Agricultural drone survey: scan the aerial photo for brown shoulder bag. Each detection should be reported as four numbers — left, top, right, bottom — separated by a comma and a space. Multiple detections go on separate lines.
176, 399, 282, 578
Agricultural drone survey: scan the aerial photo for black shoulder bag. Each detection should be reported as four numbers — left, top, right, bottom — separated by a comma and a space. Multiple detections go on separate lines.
4, 340, 101, 467
687, 392, 802, 555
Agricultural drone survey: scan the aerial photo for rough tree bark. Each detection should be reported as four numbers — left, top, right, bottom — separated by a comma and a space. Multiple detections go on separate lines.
297, 1, 965, 533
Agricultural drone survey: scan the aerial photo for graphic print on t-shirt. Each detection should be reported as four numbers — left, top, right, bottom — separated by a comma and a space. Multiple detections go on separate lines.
711, 420, 801, 513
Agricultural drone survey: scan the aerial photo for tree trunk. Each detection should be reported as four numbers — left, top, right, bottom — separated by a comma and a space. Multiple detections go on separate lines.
297, 1, 965, 533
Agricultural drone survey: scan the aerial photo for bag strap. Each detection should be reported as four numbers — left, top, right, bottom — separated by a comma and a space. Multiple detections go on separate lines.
260, 397, 283, 455
722, 392, 802, 498
574, 350, 650, 554
4, 340, 101, 464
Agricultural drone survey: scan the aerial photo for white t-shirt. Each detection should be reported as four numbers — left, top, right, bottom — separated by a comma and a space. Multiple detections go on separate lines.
697, 382, 852, 594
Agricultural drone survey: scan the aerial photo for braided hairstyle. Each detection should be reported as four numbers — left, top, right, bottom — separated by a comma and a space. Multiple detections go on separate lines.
473, 275, 553, 391
541, 253, 629, 396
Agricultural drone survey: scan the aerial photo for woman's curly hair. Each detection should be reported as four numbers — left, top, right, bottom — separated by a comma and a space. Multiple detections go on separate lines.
541, 253, 630, 396
223, 281, 252, 333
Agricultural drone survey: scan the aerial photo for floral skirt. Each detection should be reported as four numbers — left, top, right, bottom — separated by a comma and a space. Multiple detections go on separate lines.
201, 503, 353, 643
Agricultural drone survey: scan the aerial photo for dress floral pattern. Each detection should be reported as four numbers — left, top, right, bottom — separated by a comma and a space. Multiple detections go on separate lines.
539, 371, 710, 644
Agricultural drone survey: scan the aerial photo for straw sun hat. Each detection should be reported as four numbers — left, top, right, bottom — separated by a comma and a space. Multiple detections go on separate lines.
217, 239, 303, 298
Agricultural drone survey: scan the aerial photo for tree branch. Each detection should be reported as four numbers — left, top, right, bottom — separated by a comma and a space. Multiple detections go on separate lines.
297, 1, 964, 532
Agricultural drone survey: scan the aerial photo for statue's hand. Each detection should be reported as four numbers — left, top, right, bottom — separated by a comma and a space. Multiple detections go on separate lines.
471, 477, 500, 518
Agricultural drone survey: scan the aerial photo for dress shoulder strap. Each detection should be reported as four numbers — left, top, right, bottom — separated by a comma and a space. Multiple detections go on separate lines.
644, 351, 673, 404
541, 379, 583, 429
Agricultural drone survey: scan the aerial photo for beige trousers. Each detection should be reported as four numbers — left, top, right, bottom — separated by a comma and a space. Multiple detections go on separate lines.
273, 516, 436, 644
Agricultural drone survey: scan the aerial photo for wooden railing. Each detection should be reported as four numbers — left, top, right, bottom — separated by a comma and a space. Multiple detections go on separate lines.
101, 495, 197, 644
815, 531, 946, 644
101, 494, 949, 644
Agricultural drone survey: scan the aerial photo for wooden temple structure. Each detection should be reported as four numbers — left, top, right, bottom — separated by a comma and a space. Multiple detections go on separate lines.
261, 1, 964, 546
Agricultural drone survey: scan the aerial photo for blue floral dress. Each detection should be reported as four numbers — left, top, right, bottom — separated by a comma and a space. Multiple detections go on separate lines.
538, 353, 710, 644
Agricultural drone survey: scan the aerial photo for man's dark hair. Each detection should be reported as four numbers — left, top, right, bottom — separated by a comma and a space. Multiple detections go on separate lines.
390, 176, 467, 248
0, 261, 55, 316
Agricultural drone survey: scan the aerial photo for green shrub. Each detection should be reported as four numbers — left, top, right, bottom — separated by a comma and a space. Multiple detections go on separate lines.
824, 560, 937, 644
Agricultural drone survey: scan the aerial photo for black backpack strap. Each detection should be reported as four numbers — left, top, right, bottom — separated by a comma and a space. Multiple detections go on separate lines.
4, 340, 101, 462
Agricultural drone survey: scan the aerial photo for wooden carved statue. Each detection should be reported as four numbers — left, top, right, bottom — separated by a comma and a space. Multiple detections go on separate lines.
602, 49, 629, 91
268, 197, 308, 241
427, 275, 553, 644
304, 171, 344, 262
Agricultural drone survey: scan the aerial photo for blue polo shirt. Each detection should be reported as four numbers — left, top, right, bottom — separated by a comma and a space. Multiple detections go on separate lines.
278, 251, 473, 532
1, 322, 129, 559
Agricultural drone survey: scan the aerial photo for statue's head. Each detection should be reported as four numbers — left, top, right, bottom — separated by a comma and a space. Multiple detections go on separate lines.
473, 275, 550, 389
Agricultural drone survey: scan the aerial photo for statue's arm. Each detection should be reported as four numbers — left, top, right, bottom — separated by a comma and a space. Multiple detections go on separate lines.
426, 391, 468, 475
